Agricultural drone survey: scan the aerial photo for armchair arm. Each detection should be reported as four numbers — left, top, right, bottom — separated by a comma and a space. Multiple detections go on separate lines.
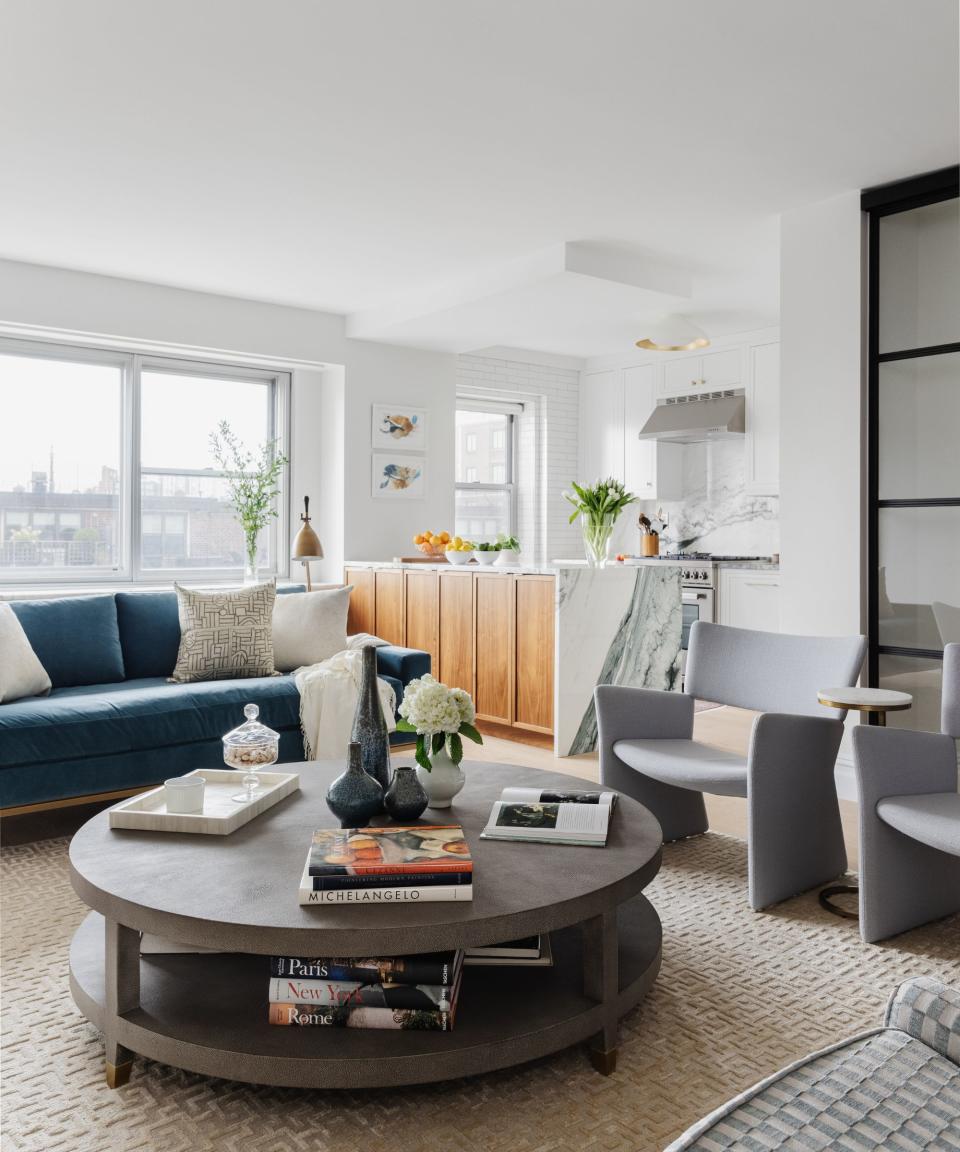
594, 685, 694, 746
885, 977, 960, 1066
375, 645, 431, 689
852, 725, 958, 810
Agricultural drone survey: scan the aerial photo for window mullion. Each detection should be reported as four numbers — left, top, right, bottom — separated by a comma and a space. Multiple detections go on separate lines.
129, 355, 143, 581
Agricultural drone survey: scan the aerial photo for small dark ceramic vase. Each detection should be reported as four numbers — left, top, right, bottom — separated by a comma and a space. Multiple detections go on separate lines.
383, 765, 429, 822
351, 644, 391, 796
325, 742, 384, 828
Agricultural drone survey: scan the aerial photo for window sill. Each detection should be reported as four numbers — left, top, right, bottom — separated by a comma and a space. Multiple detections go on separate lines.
0, 577, 297, 601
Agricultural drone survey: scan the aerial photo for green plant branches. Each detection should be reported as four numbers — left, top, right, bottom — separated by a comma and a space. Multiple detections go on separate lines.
209, 420, 288, 568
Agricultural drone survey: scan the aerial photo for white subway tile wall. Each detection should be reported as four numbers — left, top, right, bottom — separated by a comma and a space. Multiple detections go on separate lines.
457, 355, 581, 564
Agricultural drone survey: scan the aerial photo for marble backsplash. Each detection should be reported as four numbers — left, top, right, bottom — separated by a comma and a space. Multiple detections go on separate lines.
613, 440, 779, 556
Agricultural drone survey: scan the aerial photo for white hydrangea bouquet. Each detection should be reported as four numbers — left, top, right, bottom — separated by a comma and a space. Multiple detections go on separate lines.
396, 675, 483, 771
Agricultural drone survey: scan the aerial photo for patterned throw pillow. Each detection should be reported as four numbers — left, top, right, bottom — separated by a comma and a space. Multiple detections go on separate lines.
170, 581, 279, 684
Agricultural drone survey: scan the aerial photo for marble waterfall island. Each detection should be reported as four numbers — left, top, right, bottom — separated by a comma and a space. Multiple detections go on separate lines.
556, 565, 681, 756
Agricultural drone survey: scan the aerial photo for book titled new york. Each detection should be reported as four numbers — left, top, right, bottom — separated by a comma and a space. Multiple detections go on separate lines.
269, 970, 462, 1029
308, 826, 472, 877
480, 787, 617, 846
270, 951, 462, 985
268, 977, 453, 1009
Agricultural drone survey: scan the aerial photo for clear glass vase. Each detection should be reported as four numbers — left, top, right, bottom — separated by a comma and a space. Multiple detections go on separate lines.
582, 514, 616, 567
243, 538, 260, 585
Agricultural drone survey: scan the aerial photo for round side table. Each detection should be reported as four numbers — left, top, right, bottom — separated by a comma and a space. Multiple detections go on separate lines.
816, 686, 913, 918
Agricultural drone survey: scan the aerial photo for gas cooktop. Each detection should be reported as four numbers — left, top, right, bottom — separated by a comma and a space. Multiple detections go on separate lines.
654, 553, 766, 562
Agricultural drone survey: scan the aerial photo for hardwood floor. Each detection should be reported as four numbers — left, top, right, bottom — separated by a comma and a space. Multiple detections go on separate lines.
469, 705, 860, 870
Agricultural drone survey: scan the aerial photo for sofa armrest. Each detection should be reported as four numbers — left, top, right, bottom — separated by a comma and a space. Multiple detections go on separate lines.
375, 645, 430, 688
885, 977, 960, 1066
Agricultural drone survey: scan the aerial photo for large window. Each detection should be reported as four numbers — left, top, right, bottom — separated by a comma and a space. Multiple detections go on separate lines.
0, 341, 289, 583
454, 402, 517, 541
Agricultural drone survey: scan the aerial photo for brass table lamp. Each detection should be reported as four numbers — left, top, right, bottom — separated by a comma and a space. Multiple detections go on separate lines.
291, 496, 323, 591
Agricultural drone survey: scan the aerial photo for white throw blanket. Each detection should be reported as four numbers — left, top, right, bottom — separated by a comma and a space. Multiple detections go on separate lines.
294, 646, 397, 761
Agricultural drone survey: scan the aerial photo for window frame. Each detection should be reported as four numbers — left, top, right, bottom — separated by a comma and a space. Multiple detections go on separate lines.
0, 337, 291, 586
454, 398, 519, 540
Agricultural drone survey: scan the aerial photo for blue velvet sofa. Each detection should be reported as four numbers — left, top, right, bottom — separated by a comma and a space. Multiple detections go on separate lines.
0, 586, 429, 811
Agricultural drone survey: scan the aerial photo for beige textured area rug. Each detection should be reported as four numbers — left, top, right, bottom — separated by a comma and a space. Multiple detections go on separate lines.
2, 833, 958, 1152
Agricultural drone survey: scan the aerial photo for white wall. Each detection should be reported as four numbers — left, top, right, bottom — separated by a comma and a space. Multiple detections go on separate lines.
456, 353, 581, 563
0, 259, 456, 581
779, 192, 864, 638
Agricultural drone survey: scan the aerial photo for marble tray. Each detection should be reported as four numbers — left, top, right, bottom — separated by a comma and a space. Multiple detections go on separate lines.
108, 768, 300, 835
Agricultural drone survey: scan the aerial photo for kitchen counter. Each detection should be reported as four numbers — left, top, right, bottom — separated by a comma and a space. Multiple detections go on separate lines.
345, 557, 779, 574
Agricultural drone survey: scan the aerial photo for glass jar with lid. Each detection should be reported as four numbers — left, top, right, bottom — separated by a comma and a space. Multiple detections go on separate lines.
222, 703, 279, 803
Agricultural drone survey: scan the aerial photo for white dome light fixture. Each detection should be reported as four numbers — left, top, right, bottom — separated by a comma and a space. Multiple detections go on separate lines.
635, 314, 710, 352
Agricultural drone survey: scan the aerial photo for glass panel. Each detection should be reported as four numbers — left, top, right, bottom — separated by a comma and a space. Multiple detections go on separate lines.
879, 197, 960, 354
454, 487, 511, 542
455, 410, 511, 484
877, 652, 942, 732
140, 472, 268, 571
877, 506, 960, 652
878, 353, 960, 499
0, 352, 122, 574
140, 371, 270, 470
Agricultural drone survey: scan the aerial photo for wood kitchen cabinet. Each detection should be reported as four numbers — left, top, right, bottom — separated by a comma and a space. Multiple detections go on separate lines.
344, 567, 376, 635
374, 570, 405, 647
404, 571, 439, 673
514, 576, 554, 733
438, 571, 474, 694
474, 573, 515, 725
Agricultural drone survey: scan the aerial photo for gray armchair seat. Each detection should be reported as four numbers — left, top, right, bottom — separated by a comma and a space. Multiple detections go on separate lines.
596, 621, 867, 910
853, 643, 960, 943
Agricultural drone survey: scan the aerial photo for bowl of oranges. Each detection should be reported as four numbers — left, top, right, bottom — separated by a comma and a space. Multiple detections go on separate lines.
413, 530, 450, 556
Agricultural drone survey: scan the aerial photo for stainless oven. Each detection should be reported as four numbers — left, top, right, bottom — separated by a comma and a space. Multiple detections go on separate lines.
680, 562, 717, 676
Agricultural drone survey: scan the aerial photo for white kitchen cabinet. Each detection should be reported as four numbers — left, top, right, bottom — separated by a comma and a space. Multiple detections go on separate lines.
718, 569, 781, 632
579, 369, 623, 482
744, 341, 780, 495
661, 347, 742, 396
623, 364, 682, 500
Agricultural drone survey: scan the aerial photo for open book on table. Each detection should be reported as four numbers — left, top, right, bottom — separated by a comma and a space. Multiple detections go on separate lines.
480, 787, 617, 847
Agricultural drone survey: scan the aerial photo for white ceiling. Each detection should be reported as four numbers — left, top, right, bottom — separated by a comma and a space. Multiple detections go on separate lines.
0, 0, 956, 359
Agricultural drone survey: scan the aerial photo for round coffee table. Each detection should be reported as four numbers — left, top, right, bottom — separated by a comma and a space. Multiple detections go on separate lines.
69, 761, 663, 1089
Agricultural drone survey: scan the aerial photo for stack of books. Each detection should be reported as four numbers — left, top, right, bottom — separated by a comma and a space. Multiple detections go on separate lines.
268, 951, 464, 1029
465, 934, 554, 967
299, 824, 474, 904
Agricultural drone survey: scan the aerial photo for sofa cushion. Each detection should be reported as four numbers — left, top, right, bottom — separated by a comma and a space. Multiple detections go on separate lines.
9, 594, 124, 688
117, 584, 306, 679
0, 603, 52, 703
0, 676, 302, 769
613, 738, 748, 797
273, 587, 351, 672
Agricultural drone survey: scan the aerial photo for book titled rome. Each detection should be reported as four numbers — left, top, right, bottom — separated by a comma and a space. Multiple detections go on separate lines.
267, 1001, 455, 1030
270, 950, 462, 986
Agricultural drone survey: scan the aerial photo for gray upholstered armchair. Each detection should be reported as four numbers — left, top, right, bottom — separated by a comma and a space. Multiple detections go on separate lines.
852, 642, 960, 943
595, 621, 867, 910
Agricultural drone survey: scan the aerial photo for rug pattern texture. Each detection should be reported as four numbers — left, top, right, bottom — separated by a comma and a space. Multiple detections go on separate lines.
2, 833, 958, 1152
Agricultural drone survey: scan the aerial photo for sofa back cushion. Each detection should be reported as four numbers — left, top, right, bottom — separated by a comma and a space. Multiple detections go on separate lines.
117, 585, 307, 680
9, 595, 125, 688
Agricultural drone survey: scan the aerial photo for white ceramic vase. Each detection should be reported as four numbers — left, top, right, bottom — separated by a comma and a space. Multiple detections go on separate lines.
416, 740, 465, 808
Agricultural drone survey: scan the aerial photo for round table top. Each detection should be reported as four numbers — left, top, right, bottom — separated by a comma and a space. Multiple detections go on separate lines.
69, 761, 662, 955
817, 686, 913, 712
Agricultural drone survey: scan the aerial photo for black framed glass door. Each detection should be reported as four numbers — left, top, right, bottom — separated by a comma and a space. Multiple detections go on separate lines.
864, 167, 960, 731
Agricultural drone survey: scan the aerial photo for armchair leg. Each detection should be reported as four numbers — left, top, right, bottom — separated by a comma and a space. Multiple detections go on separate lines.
601, 753, 708, 842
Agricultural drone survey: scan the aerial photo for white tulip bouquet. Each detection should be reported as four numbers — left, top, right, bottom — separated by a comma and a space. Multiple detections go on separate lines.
396, 675, 483, 771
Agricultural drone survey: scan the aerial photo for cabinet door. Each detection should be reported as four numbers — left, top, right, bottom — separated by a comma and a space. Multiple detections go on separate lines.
474, 574, 514, 724
404, 570, 439, 674
719, 571, 781, 632
374, 570, 405, 646
700, 347, 741, 389
623, 365, 657, 498
344, 568, 376, 635
438, 571, 474, 693
514, 576, 554, 732
745, 341, 780, 495
661, 355, 704, 396
579, 370, 624, 482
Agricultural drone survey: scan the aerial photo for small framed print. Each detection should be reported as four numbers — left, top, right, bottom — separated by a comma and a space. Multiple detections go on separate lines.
372, 453, 426, 499
371, 404, 427, 452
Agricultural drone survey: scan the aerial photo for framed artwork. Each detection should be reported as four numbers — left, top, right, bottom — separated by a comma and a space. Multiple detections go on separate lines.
371, 404, 427, 452
372, 453, 426, 499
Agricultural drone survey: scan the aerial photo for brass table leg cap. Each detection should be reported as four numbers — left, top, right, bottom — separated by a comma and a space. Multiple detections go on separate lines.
106, 1061, 133, 1089
588, 1048, 618, 1076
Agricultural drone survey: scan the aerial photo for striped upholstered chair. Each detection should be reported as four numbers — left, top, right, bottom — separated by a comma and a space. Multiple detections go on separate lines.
666, 977, 960, 1150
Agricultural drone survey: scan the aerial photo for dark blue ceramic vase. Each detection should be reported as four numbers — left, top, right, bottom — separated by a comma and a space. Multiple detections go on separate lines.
351, 643, 390, 796
325, 741, 384, 828
383, 765, 429, 822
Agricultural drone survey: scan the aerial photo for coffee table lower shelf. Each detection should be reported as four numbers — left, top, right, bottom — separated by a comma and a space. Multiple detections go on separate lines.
70, 898, 662, 1089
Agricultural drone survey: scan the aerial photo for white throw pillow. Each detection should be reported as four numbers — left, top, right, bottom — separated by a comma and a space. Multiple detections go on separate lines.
0, 603, 52, 703
272, 587, 351, 673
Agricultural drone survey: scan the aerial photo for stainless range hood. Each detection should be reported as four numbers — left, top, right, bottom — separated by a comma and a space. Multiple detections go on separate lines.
637, 389, 745, 444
